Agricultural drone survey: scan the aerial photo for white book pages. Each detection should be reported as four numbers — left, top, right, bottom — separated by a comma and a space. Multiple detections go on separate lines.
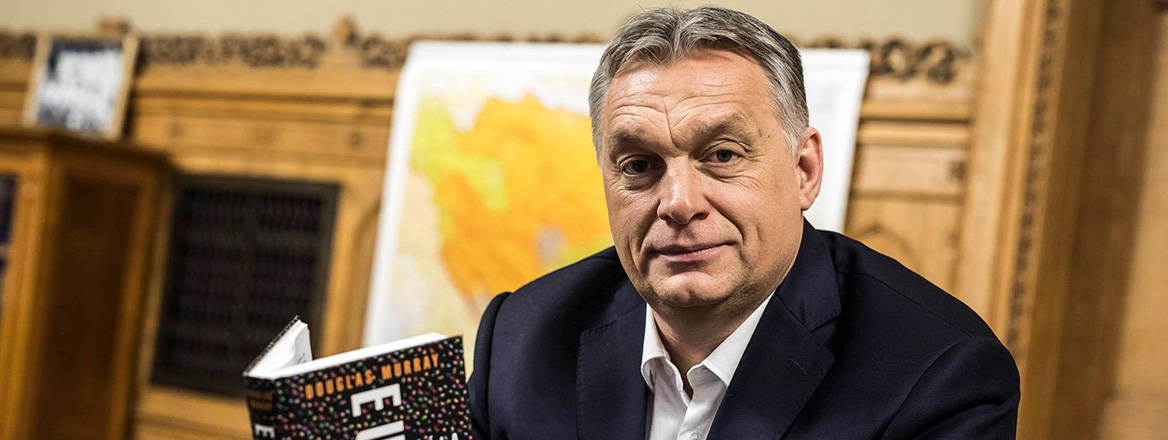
246, 319, 312, 378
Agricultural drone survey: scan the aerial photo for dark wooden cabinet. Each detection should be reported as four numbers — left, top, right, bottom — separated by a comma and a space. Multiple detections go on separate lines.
0, 127, 169, 440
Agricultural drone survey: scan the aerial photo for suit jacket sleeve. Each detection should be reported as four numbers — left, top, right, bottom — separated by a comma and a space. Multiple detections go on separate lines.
469, 291, 510, 440
882, 335, 1021, 439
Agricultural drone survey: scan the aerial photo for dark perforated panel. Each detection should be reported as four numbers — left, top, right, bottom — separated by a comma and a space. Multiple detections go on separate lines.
0, 176, 15, 322
150, 175, 337, 396
0, 176, 15, 289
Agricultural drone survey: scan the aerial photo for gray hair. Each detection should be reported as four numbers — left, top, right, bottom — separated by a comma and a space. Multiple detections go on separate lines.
588, 6, 808, 153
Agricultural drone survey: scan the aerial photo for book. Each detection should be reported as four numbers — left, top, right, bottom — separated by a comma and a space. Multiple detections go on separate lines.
243, 317, 472, 439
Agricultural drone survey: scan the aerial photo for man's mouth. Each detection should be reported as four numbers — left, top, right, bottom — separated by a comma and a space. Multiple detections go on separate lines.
654, 243, 724, 263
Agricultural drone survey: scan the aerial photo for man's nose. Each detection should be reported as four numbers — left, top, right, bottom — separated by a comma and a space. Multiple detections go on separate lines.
656, 161, 709, 225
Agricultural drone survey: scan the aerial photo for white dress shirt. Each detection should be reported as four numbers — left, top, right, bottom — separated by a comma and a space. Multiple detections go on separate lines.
640, 293, 774, 440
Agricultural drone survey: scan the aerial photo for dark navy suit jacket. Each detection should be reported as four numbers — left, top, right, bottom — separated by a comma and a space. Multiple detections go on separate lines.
468, 221, 1019, 439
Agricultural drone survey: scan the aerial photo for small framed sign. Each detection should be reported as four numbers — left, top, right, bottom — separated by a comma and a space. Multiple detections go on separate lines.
22, 33, 138, 140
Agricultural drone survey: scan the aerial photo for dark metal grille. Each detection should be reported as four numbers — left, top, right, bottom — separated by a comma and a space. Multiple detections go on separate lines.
151, 175, 337, 396
0, 176, 15, 313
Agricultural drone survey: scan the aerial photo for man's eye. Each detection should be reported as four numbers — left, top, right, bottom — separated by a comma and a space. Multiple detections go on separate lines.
621, 159, 651, 174
713, 149, 738, 163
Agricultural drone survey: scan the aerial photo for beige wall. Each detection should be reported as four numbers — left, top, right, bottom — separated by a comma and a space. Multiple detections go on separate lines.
0, 0, 983, 46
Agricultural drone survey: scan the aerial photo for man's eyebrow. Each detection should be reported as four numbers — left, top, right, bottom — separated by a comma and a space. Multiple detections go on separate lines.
607, 130, 646, 146
603, 130, 650, 160
684, 114, 759, 144
602, 113, 759, 158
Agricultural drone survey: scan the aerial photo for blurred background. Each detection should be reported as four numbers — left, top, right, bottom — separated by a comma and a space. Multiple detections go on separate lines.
0, 0, 1164, 439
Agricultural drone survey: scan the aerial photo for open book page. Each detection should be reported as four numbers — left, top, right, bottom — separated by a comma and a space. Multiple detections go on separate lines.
245, 318, 312, 378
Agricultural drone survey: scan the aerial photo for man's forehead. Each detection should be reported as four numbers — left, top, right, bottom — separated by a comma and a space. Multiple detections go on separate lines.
603, 52, 770, 129
606, 50, 766, 102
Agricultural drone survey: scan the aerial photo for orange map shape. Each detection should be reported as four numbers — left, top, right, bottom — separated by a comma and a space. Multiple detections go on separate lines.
410, 94, 612, 299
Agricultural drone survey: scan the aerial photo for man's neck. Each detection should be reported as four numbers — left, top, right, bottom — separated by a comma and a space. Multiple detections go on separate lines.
650, 293, 770, 395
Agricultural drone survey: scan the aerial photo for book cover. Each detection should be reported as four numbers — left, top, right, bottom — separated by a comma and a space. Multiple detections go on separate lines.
244, 317, 471, 439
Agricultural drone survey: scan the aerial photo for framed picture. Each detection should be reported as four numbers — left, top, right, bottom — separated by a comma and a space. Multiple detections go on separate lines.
22, 33, 138, 140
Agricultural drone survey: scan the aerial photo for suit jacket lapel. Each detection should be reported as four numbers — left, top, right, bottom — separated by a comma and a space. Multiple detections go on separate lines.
577, 283, 649, 440
707, 221, 841, 440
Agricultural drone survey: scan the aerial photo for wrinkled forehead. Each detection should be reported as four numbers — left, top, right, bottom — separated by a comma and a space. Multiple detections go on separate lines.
599, 50, 776, 142
606, 49, 769, 101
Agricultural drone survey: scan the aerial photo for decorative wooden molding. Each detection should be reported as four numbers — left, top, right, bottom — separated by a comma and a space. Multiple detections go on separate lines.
958, 0, 1053, 349
0, 32, 35, 61
4, 19, 971, 86
140, 34, 328, 69
126, 18, 972, 84
799, 37, 971, 84
137, 18, 605, 71
958, 0, 1161, 438
1005, 0, 1065, 353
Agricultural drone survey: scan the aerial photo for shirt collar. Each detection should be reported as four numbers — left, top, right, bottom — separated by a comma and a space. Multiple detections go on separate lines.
640, 292, 775, 389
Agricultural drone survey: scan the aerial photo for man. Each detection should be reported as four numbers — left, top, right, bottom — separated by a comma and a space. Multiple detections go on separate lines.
469, 6, 1019, 439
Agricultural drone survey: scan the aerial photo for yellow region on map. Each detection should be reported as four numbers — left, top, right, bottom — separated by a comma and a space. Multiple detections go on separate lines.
410, 94, 612, 299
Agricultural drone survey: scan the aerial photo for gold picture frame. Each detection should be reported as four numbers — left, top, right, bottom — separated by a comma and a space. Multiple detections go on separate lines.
22, 33, 138, 141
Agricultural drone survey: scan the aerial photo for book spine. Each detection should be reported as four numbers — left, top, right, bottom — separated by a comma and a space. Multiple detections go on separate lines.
244, 376, 282, 439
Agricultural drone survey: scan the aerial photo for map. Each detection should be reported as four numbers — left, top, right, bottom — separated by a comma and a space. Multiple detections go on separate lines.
363, 43, 610, 353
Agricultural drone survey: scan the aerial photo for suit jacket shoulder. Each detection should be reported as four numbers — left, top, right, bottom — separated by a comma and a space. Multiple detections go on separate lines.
820, 229, 996, 340
777, 228, 1019, 439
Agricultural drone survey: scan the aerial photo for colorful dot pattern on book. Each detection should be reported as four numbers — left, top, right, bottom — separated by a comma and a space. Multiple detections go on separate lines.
250, 336, 472, 439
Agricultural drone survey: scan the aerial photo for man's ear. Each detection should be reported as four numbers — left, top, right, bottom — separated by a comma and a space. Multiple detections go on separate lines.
795, 126, 824, 211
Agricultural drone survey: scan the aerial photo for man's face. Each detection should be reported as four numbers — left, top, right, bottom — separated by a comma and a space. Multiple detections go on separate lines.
598, 49, 821, 313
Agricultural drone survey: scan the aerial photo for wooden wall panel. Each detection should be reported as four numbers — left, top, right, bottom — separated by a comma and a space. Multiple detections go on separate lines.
850, 144, 965, 198
130, 111, 390, 161
846, 120, 969, 295
0, 90, 22, 124
964, 0, 1107, 435
845, 198, 962, 291
969, 0, 1168, 438
1044, 1, 1165, 439
1095, 11, 1168, 439
136, 387, 251, 439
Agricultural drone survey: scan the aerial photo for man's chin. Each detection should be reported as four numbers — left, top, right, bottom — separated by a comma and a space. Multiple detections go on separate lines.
646, 275, 732, 309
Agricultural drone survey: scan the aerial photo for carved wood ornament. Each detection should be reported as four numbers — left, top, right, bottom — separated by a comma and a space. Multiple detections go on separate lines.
1011, 0, 1071, 353
2, 17, 970, 85
0, 33, 35, 61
